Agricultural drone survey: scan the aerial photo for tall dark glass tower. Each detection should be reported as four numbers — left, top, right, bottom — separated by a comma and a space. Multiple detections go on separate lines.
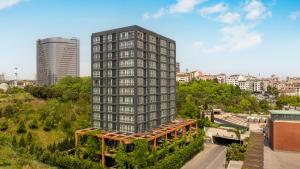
91, 25, 176, 133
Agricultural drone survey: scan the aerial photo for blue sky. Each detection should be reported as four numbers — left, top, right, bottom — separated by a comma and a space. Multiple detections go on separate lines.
0, 0, 300, 80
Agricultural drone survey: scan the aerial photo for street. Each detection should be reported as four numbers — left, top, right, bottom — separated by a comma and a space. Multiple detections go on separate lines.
181, 143, 226, 169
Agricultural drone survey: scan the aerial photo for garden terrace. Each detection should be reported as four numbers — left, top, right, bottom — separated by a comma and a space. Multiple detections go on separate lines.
75, 119, 198, 166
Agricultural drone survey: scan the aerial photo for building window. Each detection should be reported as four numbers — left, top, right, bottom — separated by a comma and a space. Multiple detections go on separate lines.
120, 124, 134, 132
93, 37, 101, 44
120, 88, 134, 95
119, 40, 134, 49
120, 106, 134, 114
120, 97, 133, 104
108, 34, 112, 42
160, 39, 167, 47
119, 68, 134, 77
119, 78, 134, 86
119, 59, 134, 67
170, 43, 175, 50
160, 47, 167, 55
137, 31, 144, 40
137, 40, 144, 49
119, 50, 134, 58
149, 44, 156, 52
149, 35, 156, 44
120, 115, 134, 123
119, 31, 135, 40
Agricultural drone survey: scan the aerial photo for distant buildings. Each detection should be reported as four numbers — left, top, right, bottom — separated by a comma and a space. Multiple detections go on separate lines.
176, 62, 180, 73
269, 110, 300, 152
36, 37, 80, 85
176, 72, 190, 83
91, 25, 176, 133
226, 75, 264, 93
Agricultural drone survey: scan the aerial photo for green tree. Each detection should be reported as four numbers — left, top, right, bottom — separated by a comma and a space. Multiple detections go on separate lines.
19, 135, 26, 148
11, 136, 17, 147
266, 85, 279, 97
26, 132, 33, 144
128, 140, 149, 169
240, 98, 251, 112
226, 143, 247, 161
85, 136, 101, 161
259, 99, 270, 111
179, 95, 199, 118
0, 120, 8, 131
115, 143, 128, 169
17, 121, 27, 134
29, 119, 38, 129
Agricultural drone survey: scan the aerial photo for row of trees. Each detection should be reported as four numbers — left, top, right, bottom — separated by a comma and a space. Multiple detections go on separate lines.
177, 80, 271, 118
24, 76, 91, 102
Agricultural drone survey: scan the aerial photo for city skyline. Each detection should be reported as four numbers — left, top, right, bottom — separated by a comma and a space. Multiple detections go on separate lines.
1, 0, 300, 80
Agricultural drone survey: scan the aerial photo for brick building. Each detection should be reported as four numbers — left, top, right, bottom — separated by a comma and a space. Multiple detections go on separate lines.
269, 110, 300, 152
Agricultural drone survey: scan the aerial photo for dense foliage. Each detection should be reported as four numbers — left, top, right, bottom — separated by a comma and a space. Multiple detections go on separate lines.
276, 95, 300, 108
25, 76, 91, 102
177, 80, 270, 117
0, 76, 93, 168
114, 134, 204, 169
146, 135, 204, 169
226, 143, 247, 161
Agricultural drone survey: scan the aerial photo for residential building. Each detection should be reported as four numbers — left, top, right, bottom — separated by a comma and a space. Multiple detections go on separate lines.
176, 72, 190, 83
216, 74, 226, 84
269, 110, 300, 152
36, 37, 80, 85
252, 80, 264, 93
226, 74, 242, 86
91, 25, 176, 133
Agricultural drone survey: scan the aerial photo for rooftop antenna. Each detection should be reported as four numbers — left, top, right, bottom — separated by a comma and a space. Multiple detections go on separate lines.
14, 67, 18, 87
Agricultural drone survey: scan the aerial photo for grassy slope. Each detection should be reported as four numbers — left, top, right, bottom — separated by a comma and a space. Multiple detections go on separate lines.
0, 93, 69, 168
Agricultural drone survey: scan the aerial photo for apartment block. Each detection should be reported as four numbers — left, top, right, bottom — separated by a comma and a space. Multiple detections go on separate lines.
91, 25, 176, 133
37, 37, 80, 85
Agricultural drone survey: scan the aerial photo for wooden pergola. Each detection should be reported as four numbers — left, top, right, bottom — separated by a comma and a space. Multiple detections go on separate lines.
75, 119, 198, 166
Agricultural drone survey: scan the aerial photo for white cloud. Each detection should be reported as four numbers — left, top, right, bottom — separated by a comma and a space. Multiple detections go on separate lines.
199, 2, 227, 16
143, 0, 206, 20
217, 12, 240, 24
143, 13, 150, 20
170, 0, 206, 14
143, 8, 167, 20
192, 25, 262, 53
244, 0, 271, 21
289, 11, 300, 21
0, 0, 22, 10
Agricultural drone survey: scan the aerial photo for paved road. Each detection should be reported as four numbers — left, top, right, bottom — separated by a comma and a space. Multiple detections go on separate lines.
182, 143, 226, 169
264, 144, 300, 169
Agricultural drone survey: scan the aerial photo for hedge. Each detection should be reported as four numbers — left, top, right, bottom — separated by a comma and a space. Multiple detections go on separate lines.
146, 136, 204, 169
39, 150, 103, 169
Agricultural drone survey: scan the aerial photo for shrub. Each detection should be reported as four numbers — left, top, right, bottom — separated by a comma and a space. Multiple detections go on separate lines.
39, 151, 103, 169
226, 143, 247, 161
19, 135, 26, 148
2, 105, 17, 117
11, 136, 17, 147
0, 121, 8, 131
146, 136, 204, 169
43, 117, 55, 131
29, 120, 38, 129
26, 132, 33, 144
17, 121, 27, 134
